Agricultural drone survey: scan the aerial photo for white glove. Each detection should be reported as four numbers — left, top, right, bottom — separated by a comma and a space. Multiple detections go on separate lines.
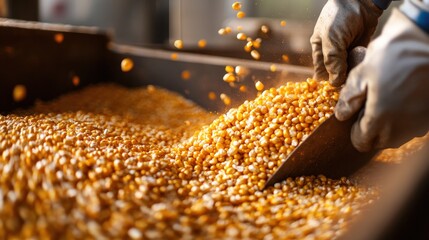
310, 0, 383, 87
335, 9, 429, 152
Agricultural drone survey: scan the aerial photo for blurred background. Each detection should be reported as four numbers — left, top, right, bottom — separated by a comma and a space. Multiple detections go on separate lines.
0, 0, 401, 64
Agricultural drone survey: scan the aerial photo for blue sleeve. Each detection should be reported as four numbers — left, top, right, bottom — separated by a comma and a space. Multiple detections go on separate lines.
400, 0, 429, 34
372, 0, 401, 10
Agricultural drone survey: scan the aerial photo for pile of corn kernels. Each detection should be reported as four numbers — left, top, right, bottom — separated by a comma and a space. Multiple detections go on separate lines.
0, 81, 396, 239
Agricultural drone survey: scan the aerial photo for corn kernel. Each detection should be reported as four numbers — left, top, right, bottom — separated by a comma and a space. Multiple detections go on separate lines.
181, 70, 191, 80
72, 75, 80, 86
255, 81, 264, 91
208, 91, 217, 100
198, 39, 207, 48
174, 40, 184, 49
237, 11, 246, 19
225, 65, 235, 73
13, 84, 26, 102
220, 93, 231, 105
121, 58, 134, 72
251, 50, 260, 60
235, 66, 248, 76
282, 54, 290, 63
54, 33, 64, 44
223, 73, 237, 83
239, 85, 247, 92
171, 53, 178, 60
237, 33, 247, 41
232, 2, 242, 11
261, 25, 269, 34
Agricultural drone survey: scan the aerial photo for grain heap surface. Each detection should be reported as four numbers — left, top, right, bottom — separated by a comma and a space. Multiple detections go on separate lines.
0, 82, 384, 239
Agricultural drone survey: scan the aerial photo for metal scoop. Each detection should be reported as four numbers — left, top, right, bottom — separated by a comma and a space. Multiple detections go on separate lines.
264, 47, 378, 189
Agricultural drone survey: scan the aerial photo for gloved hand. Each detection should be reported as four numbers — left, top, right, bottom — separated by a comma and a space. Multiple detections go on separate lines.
335, 9, 429, 152
310, 0, 383, 87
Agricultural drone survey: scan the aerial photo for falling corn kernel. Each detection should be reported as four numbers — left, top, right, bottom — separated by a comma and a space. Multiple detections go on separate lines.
282, 54, 290, 63
232, 2, 242, 11
208, 91, 217, 100
220, 93, 231, 105
270, 64, 277, 72
237, 33, 247, 41
261, 25, 269, 34
251, 50, 260, 60
225, 66, 235, 73
171, 53, 178, 60
223, 73, 237, 83
235, 66, 248, 76
237, 26, 243, 31
253, 38, 262, 49
280, 20, 287, 27
54, 33, 64, 44
255, 81, 264, 91
121, 58, 134, 72
244, 44, 252, 52
174, 40, 184, 49
13, 84, 26, 102
198, 39, 207, 48
237, 11, 246, 19
72, 75, 80, 86
239, 85, 247, 92
218, 28, 226, 35
181, 70, 191, 80
225, 27, 232, 34
147, 85, 156, 92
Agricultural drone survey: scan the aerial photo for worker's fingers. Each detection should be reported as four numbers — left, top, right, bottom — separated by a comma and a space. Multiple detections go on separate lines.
334, 66, 367, 121
323, 45, 348, 87
350, 113, 378, 152
310, 35, 329, 81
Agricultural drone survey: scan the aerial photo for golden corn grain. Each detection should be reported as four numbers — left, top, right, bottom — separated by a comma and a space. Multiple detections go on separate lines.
170, 53, 178, 60
261, 25, 269, 34
54, 33, 64, 44
282, 54, 290, 63
12, 84, 26, 102
251, 50, 260, 60
223, 73, 237, 83
72, 75, 80, 86
208, 91, 217, 100
181, 70, 191, 80
174, 40, 184, 49
255, 81, 265, 91
0, 80, 401, 239
225, 65, 235, 73
237, 33, 247, 41
121, 58, 134, 72
198, 39, 207, 48
232, 2, 242, 11
237, 11, 246, 19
